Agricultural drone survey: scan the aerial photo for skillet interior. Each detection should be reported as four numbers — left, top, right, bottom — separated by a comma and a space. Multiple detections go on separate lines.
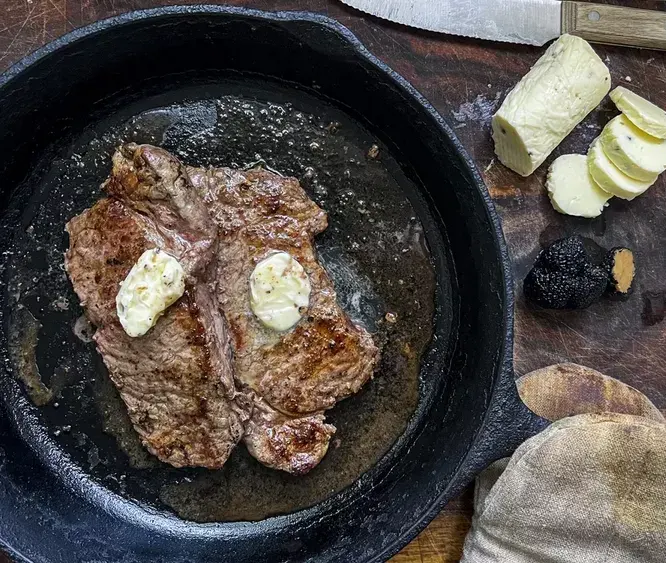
0, 7, 509, 563
5, 80, 439, 521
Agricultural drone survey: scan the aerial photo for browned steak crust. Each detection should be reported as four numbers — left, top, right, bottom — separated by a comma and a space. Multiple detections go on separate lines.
187, 165, 378, 472
65, 145, 246, 468
188, 166, 380, 416
243, 396, 336, 475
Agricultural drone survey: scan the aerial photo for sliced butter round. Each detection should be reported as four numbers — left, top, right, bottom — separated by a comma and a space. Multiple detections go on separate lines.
492, 34, 610, 177
547, 154, 612, 218
588, 138, 656, 200
600, 114, 666, 181
610, 86, 666, 140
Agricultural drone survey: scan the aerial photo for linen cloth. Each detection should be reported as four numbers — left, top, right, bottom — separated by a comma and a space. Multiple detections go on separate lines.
461, 394, 666, 562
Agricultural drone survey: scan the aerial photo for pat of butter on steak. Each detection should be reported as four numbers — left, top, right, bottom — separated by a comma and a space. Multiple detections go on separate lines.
116, 248, 186, 337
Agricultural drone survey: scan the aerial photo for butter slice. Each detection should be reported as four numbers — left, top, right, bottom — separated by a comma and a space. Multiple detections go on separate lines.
547, 154, 612, 218
492, 34, 610, 177
250, 251, 311, 332
610, 86, 666, 140
600, 114, 666, 181
588, 138, 656, 200
116, 248, 185, 337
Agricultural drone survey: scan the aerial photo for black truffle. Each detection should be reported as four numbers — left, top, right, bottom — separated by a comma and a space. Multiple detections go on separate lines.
524, 236, 608, 309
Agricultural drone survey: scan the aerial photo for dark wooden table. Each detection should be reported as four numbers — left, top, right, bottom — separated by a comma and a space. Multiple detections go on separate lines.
2, 0, 665, 561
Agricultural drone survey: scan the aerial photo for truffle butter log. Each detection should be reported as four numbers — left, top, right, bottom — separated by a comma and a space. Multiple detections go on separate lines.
492, 35, 611, 177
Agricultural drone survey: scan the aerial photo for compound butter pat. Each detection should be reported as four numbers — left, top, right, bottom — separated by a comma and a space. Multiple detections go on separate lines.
116, 248, 185, 338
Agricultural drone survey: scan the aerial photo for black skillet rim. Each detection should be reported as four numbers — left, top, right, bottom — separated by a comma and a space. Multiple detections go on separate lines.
0, 5, 514, 561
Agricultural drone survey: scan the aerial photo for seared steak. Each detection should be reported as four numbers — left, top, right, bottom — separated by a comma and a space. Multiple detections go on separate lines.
187, 166, 379, 472
65, 144, 247, 468
188, 166, 380, 415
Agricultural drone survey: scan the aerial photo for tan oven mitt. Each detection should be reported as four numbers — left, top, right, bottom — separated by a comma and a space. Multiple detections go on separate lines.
461, 364, 666, 563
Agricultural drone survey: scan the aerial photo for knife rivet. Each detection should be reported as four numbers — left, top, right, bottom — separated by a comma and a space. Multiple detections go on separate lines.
588, 11, 601, 22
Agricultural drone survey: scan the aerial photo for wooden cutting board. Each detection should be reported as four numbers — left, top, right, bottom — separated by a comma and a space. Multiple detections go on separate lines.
2, 0, 665, 561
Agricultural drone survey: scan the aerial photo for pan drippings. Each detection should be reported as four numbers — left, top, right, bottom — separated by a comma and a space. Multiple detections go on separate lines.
1, 83, 436, 521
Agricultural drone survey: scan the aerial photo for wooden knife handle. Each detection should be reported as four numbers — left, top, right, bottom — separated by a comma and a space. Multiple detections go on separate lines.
561, 2, 666, 51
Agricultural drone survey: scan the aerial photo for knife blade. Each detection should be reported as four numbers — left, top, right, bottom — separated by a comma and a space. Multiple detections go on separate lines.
339, 0, 666, 50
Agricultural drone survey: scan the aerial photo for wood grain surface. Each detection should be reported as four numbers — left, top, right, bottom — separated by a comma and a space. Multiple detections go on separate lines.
2, 1, 666, 561
562, 2, 666, 50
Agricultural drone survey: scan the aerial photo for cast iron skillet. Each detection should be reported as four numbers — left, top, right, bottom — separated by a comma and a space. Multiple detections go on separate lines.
0, 6, 547, 562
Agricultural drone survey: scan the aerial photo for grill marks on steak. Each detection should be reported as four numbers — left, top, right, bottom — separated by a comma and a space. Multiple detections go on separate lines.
65, 145, 246, 468
65, 144, 379, 474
